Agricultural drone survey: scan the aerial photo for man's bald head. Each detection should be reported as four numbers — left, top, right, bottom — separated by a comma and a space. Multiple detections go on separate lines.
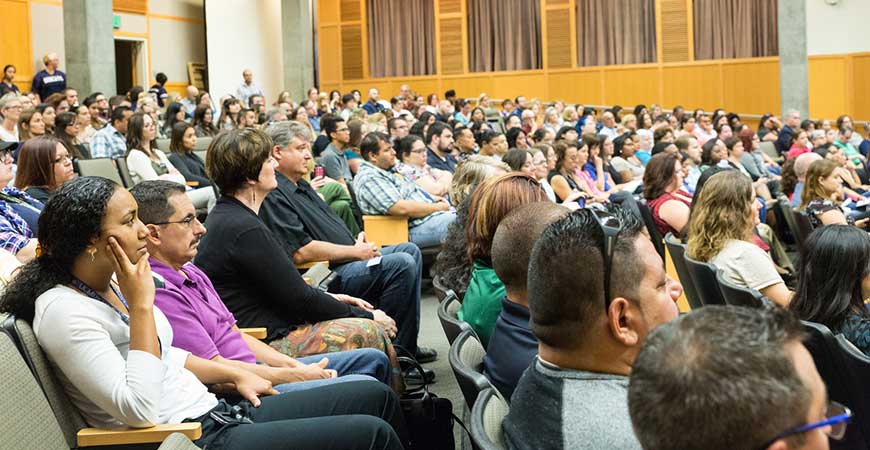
795, 152, 822, 180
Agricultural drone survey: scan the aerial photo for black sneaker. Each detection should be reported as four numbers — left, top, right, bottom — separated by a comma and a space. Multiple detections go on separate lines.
414, 346, 438, 363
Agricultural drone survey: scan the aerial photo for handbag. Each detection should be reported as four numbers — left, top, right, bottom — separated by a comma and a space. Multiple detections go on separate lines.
398, 356, 467, 450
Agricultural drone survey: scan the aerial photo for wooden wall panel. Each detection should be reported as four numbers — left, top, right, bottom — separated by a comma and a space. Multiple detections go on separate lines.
439, 18, 464, 75
442, 75, 492, 99
318, 0, 340, 24
340, 0, 361, 21
659, 0, 690, 63
808, 57, 847, 120
721, 59, 780, 115
491, 73, 548, 101
548, 71, 604, 105
0, 0, 33, 88
318, 25, 342, 83
662, 64, 722, 111
603, 67, 660, 107
439, 0, 462, 14
341, 25, 364, 80
850, 54, 870, 122
546, 9, 571, 69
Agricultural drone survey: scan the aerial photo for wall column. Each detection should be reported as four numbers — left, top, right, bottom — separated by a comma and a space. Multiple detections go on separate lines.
777, 0, 808, 119
62, 0, 116, 96
282, 0, 316, 100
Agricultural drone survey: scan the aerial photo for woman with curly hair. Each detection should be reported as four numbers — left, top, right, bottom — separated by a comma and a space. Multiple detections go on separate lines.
686, 170, 791, 306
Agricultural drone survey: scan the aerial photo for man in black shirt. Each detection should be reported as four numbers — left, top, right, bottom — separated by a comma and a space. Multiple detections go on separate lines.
261, 121, 436, 363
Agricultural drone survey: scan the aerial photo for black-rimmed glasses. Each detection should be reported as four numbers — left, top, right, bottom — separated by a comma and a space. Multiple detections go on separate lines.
592, 210, 623, 308
152, 214, 198, 228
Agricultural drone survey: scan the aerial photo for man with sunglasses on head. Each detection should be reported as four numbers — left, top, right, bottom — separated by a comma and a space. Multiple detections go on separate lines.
503, 207, 681, 450
629, 306, 845, 450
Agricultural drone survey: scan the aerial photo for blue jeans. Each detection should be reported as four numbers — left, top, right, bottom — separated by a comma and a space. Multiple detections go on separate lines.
274, 348, 391, 393
408, 211, 456, 248
332, 243, 422, 354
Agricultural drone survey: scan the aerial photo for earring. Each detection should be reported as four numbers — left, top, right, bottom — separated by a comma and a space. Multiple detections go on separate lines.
88, 248, 96, 262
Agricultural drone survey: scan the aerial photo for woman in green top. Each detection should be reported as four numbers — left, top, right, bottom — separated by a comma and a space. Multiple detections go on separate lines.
458, 173, 547, 345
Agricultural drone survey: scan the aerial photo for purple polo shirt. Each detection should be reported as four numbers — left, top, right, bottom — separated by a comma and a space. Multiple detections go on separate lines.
151, 258, 257, 364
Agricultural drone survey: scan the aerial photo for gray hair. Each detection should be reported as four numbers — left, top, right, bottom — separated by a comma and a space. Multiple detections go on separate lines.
0, 93, 20, 110
264, 120, 312, 148
628, 306, 811, 450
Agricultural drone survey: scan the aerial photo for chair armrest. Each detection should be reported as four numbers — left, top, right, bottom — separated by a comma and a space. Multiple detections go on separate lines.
363, 215, 409, 246
77, 422, 202, 447
297, 260, 329, 270
240, 327, 267, 339
185, 181, 200, 187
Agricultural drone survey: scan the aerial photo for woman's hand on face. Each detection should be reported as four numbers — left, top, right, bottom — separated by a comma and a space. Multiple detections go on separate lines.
106, 236, 155, 312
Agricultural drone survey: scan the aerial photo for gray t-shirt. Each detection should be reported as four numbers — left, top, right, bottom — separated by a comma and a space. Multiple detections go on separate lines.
504, 358, 642, 450
319, 144, 353, 185
711, 239, 782, 292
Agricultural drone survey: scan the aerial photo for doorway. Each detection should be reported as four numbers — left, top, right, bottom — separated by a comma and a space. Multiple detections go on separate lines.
114, 38, 149, 96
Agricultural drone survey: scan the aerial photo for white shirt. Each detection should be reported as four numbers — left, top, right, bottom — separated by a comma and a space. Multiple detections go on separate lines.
0, 125, 19, 142
33, 285, 217, 428
126, 149, 186, 186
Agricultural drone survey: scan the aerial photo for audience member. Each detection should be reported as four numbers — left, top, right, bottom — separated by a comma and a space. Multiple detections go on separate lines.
611, 132, 644, 182
167, 122, 212, 188
448, 154, 510, 208
148, 72, 169, 107
30, 53, 66, 101
547, 140, 587, 204
180, 85, 199, 118
505, 208, 681, 449
629, 306, 840, 450
161, 101, 185, 137
235, 69, 264, 105
395, 134, 452, 197
355, 132, 455, 248
458, 173, 546, 345
776, 109, 800, 155
14, 136, 74, 203
17, 108, 44, 141
530, 144, 557, 202
425, 121, 457, 173
0, 176, 408, 450
192, 104, 218, 138
800, 159, 866, 228
477, 129, 508, 161
484, 202, 568, 399
319, 114, 355, 188
453, 126, 477, 159
687, 170, 791, 306
643, 153, 692, 237
0, 141, 41, 261
90, 105, 132, 159
502, 148, 535, 177
0, 93, 21, 142
0, 65, 18, 97
53, 111, 89, 159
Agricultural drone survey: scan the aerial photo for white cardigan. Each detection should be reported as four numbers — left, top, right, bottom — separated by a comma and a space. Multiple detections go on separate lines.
126, 149, 187, 186
33, 285, 217, 428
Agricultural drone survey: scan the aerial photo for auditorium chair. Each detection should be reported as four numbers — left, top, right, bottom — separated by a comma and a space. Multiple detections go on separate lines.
116, 157, 135, 188
438, 290, 474, 346
637, 202, 665, 261
777, 196, 812, 250
664, 233, 702, 310
802, 321, 870, 450
470, 388, 509, 450
194, 150, 207, 162
449, 329, 492, 409
715, 269, 768, 308
0, 319, 202, 449
683, 253, 727, 306
76, 158, 125, 186
362, 215, 409, 246
194, 137, 213, 151
155, 138, 172, 152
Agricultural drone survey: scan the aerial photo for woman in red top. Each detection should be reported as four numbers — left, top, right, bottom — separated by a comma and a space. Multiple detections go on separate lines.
787, 129, 811, 160
643, 153, 692, 237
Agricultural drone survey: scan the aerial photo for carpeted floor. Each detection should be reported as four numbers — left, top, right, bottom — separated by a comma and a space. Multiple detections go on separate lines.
416, 290, 472, 448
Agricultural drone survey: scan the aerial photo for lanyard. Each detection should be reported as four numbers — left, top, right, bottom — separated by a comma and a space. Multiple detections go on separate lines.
71, 278, 131, 326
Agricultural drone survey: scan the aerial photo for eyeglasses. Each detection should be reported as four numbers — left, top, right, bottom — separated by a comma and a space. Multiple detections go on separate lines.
758, 401, 851, 449
152, 214, 199, 228
592, 210, 623, 308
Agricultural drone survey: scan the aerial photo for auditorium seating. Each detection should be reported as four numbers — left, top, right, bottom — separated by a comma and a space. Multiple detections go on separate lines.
664, 233, 702, 310
682, 253, 727, 306
362, 215, 409, 246
715, 269, 768, 308
637, 202, 665, 261
449, 329, 491, 409
470, 388, 509, 450
438, 290, 474, 346
76, 158, 124, 186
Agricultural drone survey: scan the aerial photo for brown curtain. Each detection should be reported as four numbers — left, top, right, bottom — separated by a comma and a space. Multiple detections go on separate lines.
693, 0, 778, 60
367, 0, 436, 77
576, 0, 657, 67
468, 0, 542, 72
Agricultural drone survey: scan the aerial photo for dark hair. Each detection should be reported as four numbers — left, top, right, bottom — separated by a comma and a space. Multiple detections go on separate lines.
780, 157, 798, 197
689, 166, 734, 212
111, 105, 131, 126
791, 225, 870, 331
434, 194, 474, 295
581, 133, 600, 152
15, 136, 63, 191
531, 127, 551, 143
476, 129, 501, 147
125, 112, 155, 154
653, 126, 673, 143
53, 111, 82, 158
129, 180, 187, 225
82, 92, 101, 108
206, 128, 273, 195
2, 64, 14, 74
409, 120, 426, 138
0, 177, 121, 323
127, 86, 144, 105
651, 141, 673, 156
425, 121, 450, 146
552, 139, 578, 172
320, 114, 343, 141
629, 306, 810, 450
341, 93, 355, 105
359, 131, 390, 162
396, 134, 424, 162
528, 207, 644, 349
554, 126, 576, 141
155, 72, 167, 84
613, 132, 637, 157
387, 117, 406, 133
505, 127, 524, 149
445, 89, 456, 99
643, 153, 680, 200
700, 139, 721, 165
163, 102, 184, 132
502, 148, 530, 172
723, 136, 742, 154
169, 122, 195, 153
192, 104, 217, 137
492, 202, 569, 293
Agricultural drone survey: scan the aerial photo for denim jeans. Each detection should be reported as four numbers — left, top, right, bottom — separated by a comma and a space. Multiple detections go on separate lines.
408, 210, 456, 248
332, 243, 422, 354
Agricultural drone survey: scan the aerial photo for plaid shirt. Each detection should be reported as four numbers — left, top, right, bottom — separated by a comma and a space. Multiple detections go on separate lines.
0, 187, 40, 254
354, 161, 444, 227
89, 124, 127, 159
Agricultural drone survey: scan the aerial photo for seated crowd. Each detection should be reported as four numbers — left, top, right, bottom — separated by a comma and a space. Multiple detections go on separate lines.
1, 57, 869, 449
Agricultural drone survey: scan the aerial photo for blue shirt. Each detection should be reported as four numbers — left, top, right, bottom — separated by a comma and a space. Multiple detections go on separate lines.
583, 162, 610, 191
635, 150, 652, 165
30, 69, 66, 100
791, 182, 804, 209
426, 148, 457, 173
483, 297, 538, 400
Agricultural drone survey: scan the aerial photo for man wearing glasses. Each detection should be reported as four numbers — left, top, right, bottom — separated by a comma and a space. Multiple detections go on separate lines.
319, 115, 354, 189
504, 207, 682, 449
629, 306, 844, 450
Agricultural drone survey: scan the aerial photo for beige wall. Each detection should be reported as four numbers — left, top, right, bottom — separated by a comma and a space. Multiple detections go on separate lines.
149, 18, 205, 83
29, 1, 64, 75
806, 0, 870, 56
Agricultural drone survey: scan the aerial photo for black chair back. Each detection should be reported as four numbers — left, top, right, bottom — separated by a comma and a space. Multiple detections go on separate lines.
638, 201, 665, 261
448, 329, 492, 408
438, 291, 474, 346
470, 388, 509, 450
778, 196, 812, 249
683, 253, 726, 306
715, 269, 767, 308
803, 321, 870, 450
664, 233, 702, 310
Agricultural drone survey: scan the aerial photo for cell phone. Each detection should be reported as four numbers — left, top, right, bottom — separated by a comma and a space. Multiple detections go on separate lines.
577, 198, 586, 209
314, 166, 324, 178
